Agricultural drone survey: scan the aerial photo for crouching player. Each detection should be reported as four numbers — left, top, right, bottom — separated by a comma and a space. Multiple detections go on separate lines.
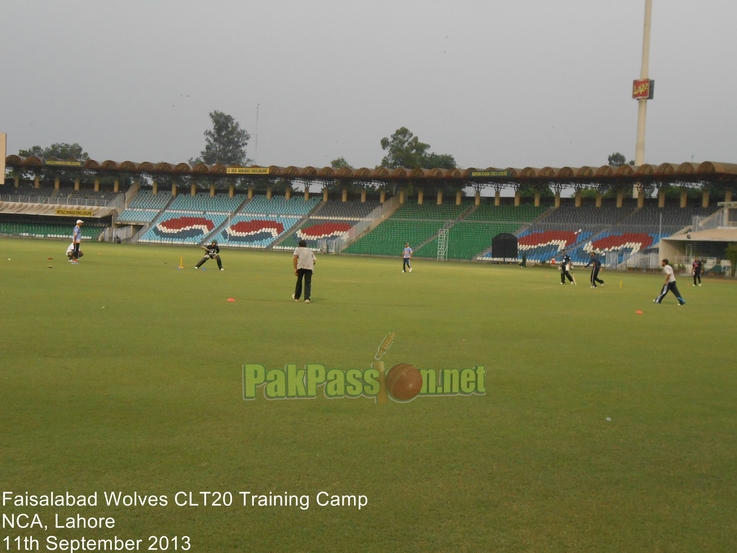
195, 240, 224, 270
66, 242, 83, 262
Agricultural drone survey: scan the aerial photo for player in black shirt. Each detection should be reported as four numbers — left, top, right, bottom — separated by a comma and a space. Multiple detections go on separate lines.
195, 240, 224, 271
559, 253, 575, 285
585, 252, 604, 288
692, 257, 703, 286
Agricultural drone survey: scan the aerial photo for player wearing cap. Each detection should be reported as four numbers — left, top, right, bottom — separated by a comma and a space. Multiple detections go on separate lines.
559, 252, 575, 285
71, 220, 84, 264
195, 240, 224, 270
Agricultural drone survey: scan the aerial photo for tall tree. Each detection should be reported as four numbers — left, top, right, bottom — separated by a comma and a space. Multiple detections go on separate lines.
424, 152, 457, 170
380, 127, 429, 169
380, 127, 456, 169
608, 152, 635, 167
193, 111, 251, 166
330, 157, 352, 169
19, 143, 89, 160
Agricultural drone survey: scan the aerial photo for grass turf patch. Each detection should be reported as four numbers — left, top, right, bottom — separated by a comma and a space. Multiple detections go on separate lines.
1, 238, 736, 552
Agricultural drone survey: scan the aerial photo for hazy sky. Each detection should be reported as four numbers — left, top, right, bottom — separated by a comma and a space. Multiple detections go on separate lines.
2, 0, 735, 170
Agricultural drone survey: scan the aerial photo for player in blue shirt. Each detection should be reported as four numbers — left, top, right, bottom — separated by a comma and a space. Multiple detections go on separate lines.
71, 220, 84, 264
402, 243, 413, 273
585, 252, 604, 288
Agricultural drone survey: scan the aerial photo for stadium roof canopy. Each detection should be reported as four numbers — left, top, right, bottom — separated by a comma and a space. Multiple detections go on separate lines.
5, 156, 737, 191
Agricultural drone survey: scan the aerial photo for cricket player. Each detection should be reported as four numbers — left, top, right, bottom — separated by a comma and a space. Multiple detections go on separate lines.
71, 219, 84, 264
66, 242, 83, 261
585, 252, 605, 288
292, 239, 316, 303
195, 240, 223, 270
402, 243, 413, 273
559, 253, 575, 285
692, 257, 703, 286
654, 259, 685, 305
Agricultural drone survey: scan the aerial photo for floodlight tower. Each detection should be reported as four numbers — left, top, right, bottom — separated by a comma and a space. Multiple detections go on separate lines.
633, 0, 654, 198
0, 133, 6, 185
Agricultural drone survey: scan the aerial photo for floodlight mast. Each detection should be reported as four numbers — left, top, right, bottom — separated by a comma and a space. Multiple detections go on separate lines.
633, 0, 653, 198
0, 133, 6, 185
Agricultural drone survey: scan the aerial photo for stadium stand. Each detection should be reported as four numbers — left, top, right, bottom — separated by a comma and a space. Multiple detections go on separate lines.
342, 200, 464, 256
510, 229, 595, 263
167, 193, 246, 213
218, 215, 301, 248
54, 189, 123, 206
536, 201, 636, 226
389, 200, 467, 220
139, 212, 228, 244
465, 203, 549, 222
117, 191, 173, 228
128, 190, 172, 210
563, 201, 721, 263
416, 222, 522, 259
117, 209, 161, 223
271, 200, 383, 251
0, 219, 103, 240
278, 219, 355, 250
0, 185, 55, 201
311, 200, 382, 220
343, 200, 546, 258
239, 196, 321, 217
343, 220, 446, 256
615, 202, 718, 230
577, 231, 657, 263
484, 201, 637, 263
0, 185, 122, 207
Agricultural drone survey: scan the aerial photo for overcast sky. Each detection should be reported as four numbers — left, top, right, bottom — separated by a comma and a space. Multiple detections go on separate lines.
1, 0, 735, 171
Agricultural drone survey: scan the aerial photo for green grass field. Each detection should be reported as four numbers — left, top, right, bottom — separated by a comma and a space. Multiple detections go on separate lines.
2, 238, 736, 552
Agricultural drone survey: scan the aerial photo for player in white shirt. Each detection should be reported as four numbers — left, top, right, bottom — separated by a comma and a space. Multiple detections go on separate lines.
653, 259, 686, 305
71, 219, 84, 264
292, 240, 316, 303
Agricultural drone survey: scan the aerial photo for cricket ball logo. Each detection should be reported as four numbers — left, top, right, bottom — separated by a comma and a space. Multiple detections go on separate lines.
373, 332, 423, 404
242, 332, 485, 403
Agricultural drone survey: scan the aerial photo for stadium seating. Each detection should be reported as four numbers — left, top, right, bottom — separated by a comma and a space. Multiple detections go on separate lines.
117, 209, 160, 223
416, 222, 521, 259
278, 220, 355, 250
465, 203, 549, 223
616, 202, 718, 230
128, 191, 172, 210
539, 202, 636, 226
0, 221, 102, 240
218, 215, 301, 248
312, 200, 382, 220
389, 201, 468, 221
0, 185, 55, 200
139, 212, 228, 244
168, 193, 246, 213
54, 190, 123, 206
570, 231, 658, 264
343, 220, 446, 256
239, 196, 321, 217
504, 229, 594, 263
